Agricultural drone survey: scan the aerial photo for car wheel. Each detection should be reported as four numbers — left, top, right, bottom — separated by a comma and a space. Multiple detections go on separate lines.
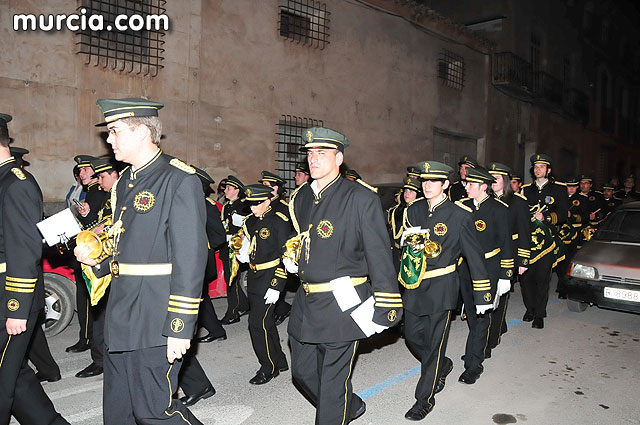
43, 273, 76, 337
567, 299, 588, 313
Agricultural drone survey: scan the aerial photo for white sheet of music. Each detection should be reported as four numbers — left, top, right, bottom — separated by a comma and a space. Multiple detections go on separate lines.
37, 208, 82, 246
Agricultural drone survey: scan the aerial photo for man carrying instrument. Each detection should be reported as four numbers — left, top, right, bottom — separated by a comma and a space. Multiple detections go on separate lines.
400, 161, 489, 421
75, 98, 207, 424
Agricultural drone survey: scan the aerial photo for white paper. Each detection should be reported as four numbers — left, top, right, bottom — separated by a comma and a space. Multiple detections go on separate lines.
37, 208, 82, 247
231, 213, 245, 227
350, 296, 388, 337
330, 276, 361, 312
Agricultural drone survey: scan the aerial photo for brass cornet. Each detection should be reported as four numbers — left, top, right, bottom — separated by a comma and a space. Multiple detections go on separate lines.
76, 230, 114, 263
423, 239, 442, 258
229, 230, 244, 252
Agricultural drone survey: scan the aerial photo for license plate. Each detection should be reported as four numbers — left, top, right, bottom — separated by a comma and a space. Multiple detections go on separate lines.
604, 287, 640, 303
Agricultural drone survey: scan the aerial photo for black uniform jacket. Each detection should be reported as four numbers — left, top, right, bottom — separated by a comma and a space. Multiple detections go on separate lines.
447, 180, 466, 202
79, 182, 109, 229
522, 180, 568, 232
0, 158, 44, 320
403, 196, 490, 315
221, 198, 250, 236
580, 191, 605, 225
93, 152, 208, 352
243, 206, 291, 295
568, 192, 588, 228
461, 196, 514, 284
287, 176, 403, 343
500, 192, 531, 268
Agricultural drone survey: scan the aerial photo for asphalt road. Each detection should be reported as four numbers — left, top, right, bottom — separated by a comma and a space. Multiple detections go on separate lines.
13, 279, 640, 425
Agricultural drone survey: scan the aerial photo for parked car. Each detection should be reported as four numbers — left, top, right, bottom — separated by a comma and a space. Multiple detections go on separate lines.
42, 248, 77, 337
565, 200, 640, 314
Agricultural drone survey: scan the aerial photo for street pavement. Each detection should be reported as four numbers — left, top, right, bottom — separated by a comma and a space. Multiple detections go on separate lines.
13, 278, 640, 425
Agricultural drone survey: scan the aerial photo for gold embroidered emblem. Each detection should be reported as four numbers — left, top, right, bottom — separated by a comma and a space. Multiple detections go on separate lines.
423, 162, 431, 172
306, 130, 313, 142
171, 318, 185, 333
506, 269, 514, 277
573, 199, 580, 206
317, 220, 333, 239
475, 220, 486, 232
134, 190, 155, 213
387, 310, 397, 322
484, 293, 492, 303
491, 163, 496, 170
7, 299, 19, 311
434, 223, 447, 236
11, 168, 26, 180
259, 228, 270, 239
271, 278, 278, 287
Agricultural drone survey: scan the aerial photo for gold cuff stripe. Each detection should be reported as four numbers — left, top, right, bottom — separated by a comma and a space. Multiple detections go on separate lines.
375, 303, 402, 308
6, 276, 37, 283
374, 292, 401, 297
473, 279, 490, 284
5, 287, 34, 293
376, 297, 402, 303
484, 248, 501, 259
169, 295, 202, 302
167, 307, 199, 315
6, 282, 36, 288
474, 286, 492, 291
168, 301, 200, 308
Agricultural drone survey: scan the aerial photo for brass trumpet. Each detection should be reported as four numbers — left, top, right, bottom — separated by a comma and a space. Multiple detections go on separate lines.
423, 239, 442, 258
76, 230, 114, 263
229, 230, 244, 252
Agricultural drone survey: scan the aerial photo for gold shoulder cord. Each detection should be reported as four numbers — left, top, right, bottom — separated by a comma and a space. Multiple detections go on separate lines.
107, 176, 126, 276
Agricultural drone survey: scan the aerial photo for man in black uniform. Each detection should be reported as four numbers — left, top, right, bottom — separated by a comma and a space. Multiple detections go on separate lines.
511, 175, 523, 194
0, 113, 69, 425
578, 175, 606, 226
259, 171, 293, 326
241, 184, 289, 384
286, 127, 403, 425
401, 160, 490, 420
447, 155, 478, 202
458, 167, 513, 384
220, 175, 251, 324
601, 183, 622, 217
520, 154, 568, 329
66, 154, 109, 354
615, 175, 640, 202
294, 161, 310, 187
387, 176, 422, 274
75, 98, 207, 424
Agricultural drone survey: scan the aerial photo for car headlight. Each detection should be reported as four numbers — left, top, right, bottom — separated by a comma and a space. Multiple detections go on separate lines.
570, 263, 598, 280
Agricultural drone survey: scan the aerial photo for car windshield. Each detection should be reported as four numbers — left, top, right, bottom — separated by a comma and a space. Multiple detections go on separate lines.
594, 209, 640, 243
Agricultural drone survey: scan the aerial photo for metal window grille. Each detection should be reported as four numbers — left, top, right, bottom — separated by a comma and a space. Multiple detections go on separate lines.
275, 115, 323, 190
438, 49, 465, 90
278, 0, 330, 49
76, 0, 166, 76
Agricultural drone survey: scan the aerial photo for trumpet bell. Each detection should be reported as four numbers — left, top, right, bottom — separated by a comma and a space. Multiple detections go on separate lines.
423, 240, 442, 258
76, 230, 112, 262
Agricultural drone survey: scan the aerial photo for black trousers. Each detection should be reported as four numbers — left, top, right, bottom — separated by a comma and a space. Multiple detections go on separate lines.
459, 263, 491, 371
248, 292, 287, 375
177, 349, 212, 397
222, 255, 249, 320
404, 309, 452, 410
89, 294, 107, 367
27, 311, 61, 377
520, 253, 553, 319
290, 336, 363, 425
73, 259, 93, 345
198, 258, 225, 338
487, 293, 510, 350
0, 311, 69, 425
103, 346, 202, 425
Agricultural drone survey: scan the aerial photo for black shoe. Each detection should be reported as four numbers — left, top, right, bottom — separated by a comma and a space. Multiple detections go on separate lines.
349, 395, 366, 423
484, 349, 492, 359
197, 333, 227, 343
404, 401, 433, 421
458, 365, 483, 385
249, 370, 279, 385
435, 357, 453, 394
179, 385, 216, 407
274, 310, 291, 326
238, 309, 249, 317
522, 312, 534, 322
65, 340, 90, 353
221, 315, 240, 325
278, 365, 289, 373
532, 318, 544, 329
75, 362, 103, 378
36, 371, 62, 383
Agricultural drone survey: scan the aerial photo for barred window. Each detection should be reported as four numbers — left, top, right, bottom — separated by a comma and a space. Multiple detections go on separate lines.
76, 0, 166, 76
276, 115, 323, 189
279, 0, 330, 49
438, 49, 465, 90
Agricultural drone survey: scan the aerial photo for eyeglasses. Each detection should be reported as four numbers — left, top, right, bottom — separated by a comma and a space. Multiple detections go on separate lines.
107, 125, 135, 136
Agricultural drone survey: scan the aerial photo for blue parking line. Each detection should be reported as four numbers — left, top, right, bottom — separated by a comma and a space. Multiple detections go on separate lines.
358, 298, 566, 400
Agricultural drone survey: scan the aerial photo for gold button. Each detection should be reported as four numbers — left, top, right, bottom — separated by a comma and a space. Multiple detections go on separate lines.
314, 200, 319, 205
121, 206, 127, 211
128, 183, 134, 188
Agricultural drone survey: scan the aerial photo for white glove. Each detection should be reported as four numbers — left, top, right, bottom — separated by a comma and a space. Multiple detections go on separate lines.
264, 288, 280, 304
231, 213, 245, 227
236, 237, 250, 263
282, 257, 298, 274
497, 279, 511, 297
476, 304, 493, 315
